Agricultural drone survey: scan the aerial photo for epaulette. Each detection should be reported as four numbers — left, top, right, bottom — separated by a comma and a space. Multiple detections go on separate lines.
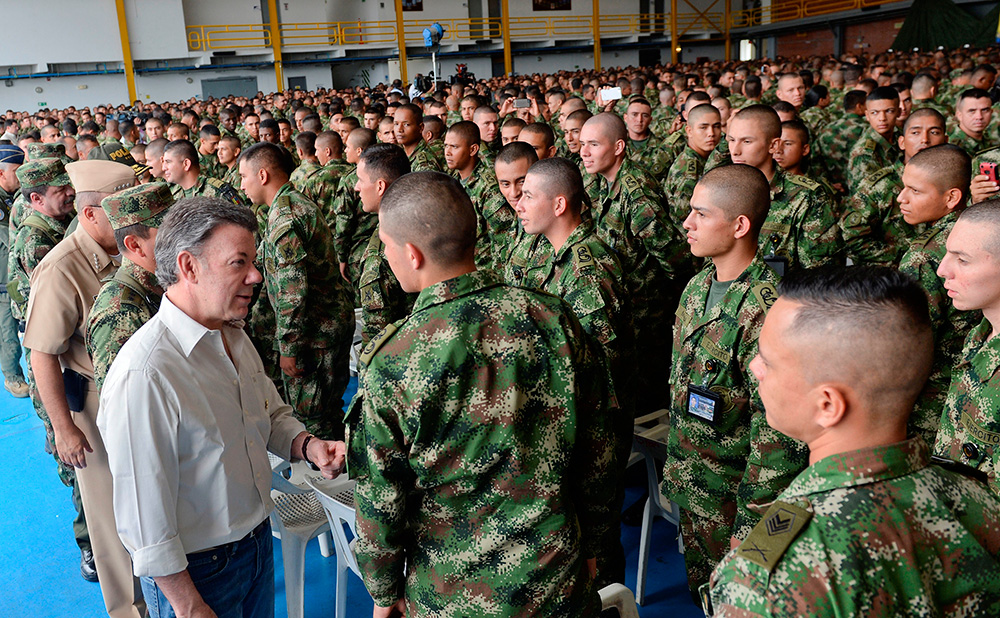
358, 322, 399, 367
866, 165, 897, 185
620, 172, 643, 194
911, 226, 941, 250
734, 500, 812, 574
863, 139, 878, 151
930, 455, 991, 485
571, 243, 596, 273
786, 174, 821, 191
666, 130, 685, 145
750, 281, 779, 311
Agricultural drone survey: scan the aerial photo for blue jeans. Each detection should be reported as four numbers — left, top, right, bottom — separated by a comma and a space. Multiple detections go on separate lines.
141, 521, 274, 618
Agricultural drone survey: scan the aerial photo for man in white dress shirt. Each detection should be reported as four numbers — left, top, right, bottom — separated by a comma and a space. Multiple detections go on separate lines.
99, 196, 346, 618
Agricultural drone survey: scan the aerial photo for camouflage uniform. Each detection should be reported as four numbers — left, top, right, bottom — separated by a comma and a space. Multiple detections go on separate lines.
948, 125, 1000, 157
911, 98, 952, 118
407, 140, 444, 172
899, 211, 979, 446
840, 161, 917, 266
350, 270, 612, 617
330, 167, 377, 289
651, 105, 678, 138
586, 156, 693, 413
198, 152, 224, 180
814, 113, 867, 188
663, 256, 807, 595
759, 168, 843, 272
658, 128, 689, 172
291, 158, 347, 222
357, 228, 417, 344
221, 164, 242, 194
260, 183, 354, 439
663, 145, 708, 237
708, 438, 1000, 616
169, 176, 244, 206
798, 105, 833, 136
458, 159, 504, 270
628, 132, 671, 177
520, 221, 636, 586
426, 138, 445, 166
0, 183, 25, 387
846, 126, 901, 191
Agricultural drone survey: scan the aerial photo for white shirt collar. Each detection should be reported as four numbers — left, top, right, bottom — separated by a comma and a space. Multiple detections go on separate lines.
158, 293, 215, 358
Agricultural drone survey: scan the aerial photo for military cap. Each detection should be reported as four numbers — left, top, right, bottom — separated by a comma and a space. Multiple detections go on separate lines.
15, 159, 71, 189
87, 140, 151, 177
26, 142, 70, 163
66, 160, 136, 194
0, 143, 25, 165
100, 182, 173, 231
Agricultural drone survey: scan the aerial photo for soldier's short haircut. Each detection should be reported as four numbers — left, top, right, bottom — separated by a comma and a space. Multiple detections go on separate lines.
907, 144, 971, 203
744, 76, 762, 99
495, 141, 539, 168
502, 117, 527, 131
167, 122, 190, 138
777, 265, 933, 415
119, 120, 135, 136
696, 164, 770, 234
114, 221, 153, 254
781, 119, 810, 144
526, 157, 585, 214
958, 88, 992, 107
843, 65, 863, 84
259, 118, 279, 134
460, 94, 482, 108
446, 121, 481, 146
302, 114, 323, 133
164, 139, 199, 168
565, 109, 593, 125
423, 115, 445, 139
155, 196, 257, 288
911, 73, 937, 97
844, 89, 868, 112
294, 131, 316, 156
340, 116, 361, 132
359, 143, 411, 185
732, 104, 781, 141
240, 141, 294, 177
973, 63, 998, 78
688, 103, 721, 125
958, 198, 1000, 254
903, 108, 945, 132
276, 118, 292, 129
684, 91, 712, 111
77, 134, 100, 154
777, 72, 803, 89
346, 128, 376, 152
199, 124, 221, 138
771, 100, 796, 116
472, 105, 499, 122
627, 97, 653, 111
584, 112, 628, 144
219, 135, 241, 151
867, 86, 900, 104
395, 103, 422, 121
520, 123, 555, 149
380, 171, 477, 265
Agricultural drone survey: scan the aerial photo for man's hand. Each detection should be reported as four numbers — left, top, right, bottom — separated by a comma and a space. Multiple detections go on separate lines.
498, 97, 515, 118
970, 173, 999, 204
280, 355, 304, 378
55, 424, 92, 469
373, 599, 406, 617
307, 438, 347, 479
339, 262, 350, 282
670, 113, 685, 134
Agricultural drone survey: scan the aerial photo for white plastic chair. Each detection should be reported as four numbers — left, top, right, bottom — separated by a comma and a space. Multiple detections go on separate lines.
269, 460, 334, 618
599, 583, 641, 618
631, 409, 683, 606
306, 474, 363, 618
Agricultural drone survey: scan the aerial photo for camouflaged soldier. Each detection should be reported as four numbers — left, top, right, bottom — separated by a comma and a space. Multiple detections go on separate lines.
708, 266, 1000, 617
948, 88, 999, 156
86, 183, 173, 391
897, 145, 979, 447
196, 125, 224, 180
331, 128, 377, 289
8, 142, 72, 243
394, 104, 443, 172
239, 143, 354, 440
354, 144, 416, 344
581, 113, 693, 414
494, 142, 539, 272
161, 140, 244, 205
289, 131, 344, 221
625, 98, 671, 177
514, 157, 635, 586
663, 165, 806, 598
934, 200, 1000, 495
841, 109, 948, 266
814, 90, 869, 189
729, 106, 842, 272
443, 121, 503, 270
350, 171, 614, 617
0, 144, 28, 398
846, 87, 902, 190
663, 104, 723, 237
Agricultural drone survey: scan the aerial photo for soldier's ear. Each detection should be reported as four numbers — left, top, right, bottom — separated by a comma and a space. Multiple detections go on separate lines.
814, 383, 847, 429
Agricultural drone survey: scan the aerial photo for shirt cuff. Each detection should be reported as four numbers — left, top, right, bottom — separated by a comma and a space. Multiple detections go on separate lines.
131, 536, 188, 578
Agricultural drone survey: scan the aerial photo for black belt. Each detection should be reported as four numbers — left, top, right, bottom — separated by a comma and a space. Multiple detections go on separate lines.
188, 519, 269, 558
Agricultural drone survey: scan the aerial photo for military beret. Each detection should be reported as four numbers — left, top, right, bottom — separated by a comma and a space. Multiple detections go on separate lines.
26, 142, 70, 163
15, 159, 71, 189
0, 144, 24, 165
87, 140, 151, 178
100, 182, 174, 231
66, 160, 136, 194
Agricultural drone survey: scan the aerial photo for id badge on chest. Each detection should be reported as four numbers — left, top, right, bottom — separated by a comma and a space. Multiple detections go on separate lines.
687, 384, 722, 424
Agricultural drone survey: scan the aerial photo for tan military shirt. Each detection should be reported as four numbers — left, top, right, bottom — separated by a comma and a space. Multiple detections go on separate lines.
23, 225, 118, 380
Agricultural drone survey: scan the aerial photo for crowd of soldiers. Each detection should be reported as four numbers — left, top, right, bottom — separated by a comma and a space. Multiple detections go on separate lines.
4, 42, 1000, 617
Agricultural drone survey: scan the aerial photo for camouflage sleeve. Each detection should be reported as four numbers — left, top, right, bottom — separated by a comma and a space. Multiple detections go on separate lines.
899, 248, 948, 327
662, 160, 692, 238
846, 146, 877, 192
265, 224, 311, 358
632, 192, 688, 280
330, 184, 357, 263
839, 177, 890, 265
793, 188, 843, 269
86, 301, 148, 392
354, 360, 414, 606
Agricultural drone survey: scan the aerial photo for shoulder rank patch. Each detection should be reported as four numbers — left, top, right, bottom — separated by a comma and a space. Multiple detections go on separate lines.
868, 165, 896, 184
572, 243, 595, 270
863, 138, 878, 151
786, 174, 820, 191
737, 500, 812, 573
751, 281, 779, 311
358, 322, 398, 367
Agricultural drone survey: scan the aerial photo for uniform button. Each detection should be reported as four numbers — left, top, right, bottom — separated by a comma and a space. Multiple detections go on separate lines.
962, 443, 979, 460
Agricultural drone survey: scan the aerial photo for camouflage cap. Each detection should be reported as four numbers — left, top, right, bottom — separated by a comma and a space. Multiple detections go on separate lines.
87, 140, 151, 177
66, 160, 136, 194
100, 182, 174, 231
15, 158, 71, 189
26, 142, 70, 163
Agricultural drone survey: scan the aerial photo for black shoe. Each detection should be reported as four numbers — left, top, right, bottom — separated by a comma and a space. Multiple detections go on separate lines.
81, 548, 99, 582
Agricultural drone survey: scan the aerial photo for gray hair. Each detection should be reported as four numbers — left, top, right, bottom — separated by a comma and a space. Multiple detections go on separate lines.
154, 196, 257, 288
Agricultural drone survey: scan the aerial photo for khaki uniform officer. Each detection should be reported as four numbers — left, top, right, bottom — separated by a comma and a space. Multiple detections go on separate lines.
23, 160, 145, 618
